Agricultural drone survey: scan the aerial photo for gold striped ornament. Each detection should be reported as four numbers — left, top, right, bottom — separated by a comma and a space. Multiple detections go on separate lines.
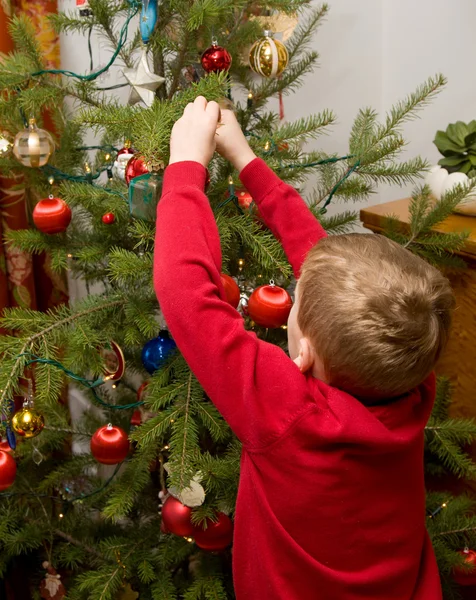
13, 118, 55, 168
249, 30, 289, 78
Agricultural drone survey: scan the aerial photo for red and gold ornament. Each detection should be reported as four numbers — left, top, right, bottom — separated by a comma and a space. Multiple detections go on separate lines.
125, 155, 149, 185
201, 40, 232, 73
100, 341, 125, 381
194, 512, 233, 551
33, 196, 72, 234
221, 273, 240, 308
102, 212, 115, 224
90, 424, 129, 465
0, 449, 16, 491
454, 548, 476, 586
161, 495, 195, 536
247, 281, 293, 328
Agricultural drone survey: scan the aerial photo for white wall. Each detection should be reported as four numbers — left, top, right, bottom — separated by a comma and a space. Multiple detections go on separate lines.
59, 0, 476, 213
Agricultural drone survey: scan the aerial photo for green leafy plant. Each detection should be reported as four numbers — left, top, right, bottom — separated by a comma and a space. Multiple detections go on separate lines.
434, 120, 476, 177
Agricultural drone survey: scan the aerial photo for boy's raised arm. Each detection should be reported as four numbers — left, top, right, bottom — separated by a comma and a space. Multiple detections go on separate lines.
154, 98, 320, 449
216, 110, 327, 278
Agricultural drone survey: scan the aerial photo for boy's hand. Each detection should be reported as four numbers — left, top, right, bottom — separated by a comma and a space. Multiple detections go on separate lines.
215, 109, 256, 173
169, 96, 220, 168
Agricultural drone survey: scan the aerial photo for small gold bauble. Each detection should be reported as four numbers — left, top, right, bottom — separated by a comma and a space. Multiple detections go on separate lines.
12, 406, 45, 438
13, 118, 55, 168
249, 31, 289, 78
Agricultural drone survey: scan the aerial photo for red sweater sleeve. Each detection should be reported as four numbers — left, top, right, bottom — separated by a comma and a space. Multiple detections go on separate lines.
154, 161, 320, 448
239, 158, 327, 277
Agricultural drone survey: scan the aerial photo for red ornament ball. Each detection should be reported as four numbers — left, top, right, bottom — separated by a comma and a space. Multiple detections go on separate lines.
237, 189, 253, 210
194, 512, 233, 551
90, 424, 129, 465
247, 282, 293, 328
201, 42, 232, 73
125, 155, 149, 185
221, 273, 240, 308
33, 197, 72, 234
117, 142, 136, 156
161, 495, 195, 537
0, 449, 16, 491
454, 549, 476, 586
102, 212, 115, 224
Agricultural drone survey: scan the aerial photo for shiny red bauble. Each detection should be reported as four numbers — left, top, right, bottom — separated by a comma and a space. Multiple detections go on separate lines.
125, 155, 149, 185
117, 143, 136, 156
33, 197, 72, 234
90, 424, 130, 465
201, 42, 232, 73
454, 549, 476, 585
161, 495, 195, 536
236, 188, 253, 211
221, 273, 240, 308
102, 212, 115, 224
247, 283, 293, 328
194, 512, 233, 551
0, 449, 16, 491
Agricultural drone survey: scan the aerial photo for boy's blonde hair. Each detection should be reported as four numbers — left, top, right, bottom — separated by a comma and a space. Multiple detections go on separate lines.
297, 234, 455, 399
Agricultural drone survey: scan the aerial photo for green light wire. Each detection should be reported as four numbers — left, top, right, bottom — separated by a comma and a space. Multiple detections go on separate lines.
18, 353, 144, 411
30, 0, 139, 82
0, 463, 122, 502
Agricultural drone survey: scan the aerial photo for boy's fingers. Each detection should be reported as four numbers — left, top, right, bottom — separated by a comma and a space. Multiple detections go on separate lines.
206, 100, 221, 123
183, 102, 194, 116
194, 95, 207, 110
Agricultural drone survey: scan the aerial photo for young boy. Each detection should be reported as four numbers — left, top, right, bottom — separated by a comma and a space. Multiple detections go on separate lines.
154, 96, 454, 599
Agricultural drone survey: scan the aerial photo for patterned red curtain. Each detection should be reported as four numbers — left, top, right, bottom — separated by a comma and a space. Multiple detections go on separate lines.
0, 0, 67, 339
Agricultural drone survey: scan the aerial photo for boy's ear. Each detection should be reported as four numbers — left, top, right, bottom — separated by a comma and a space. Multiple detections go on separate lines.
293, 337, 314, 373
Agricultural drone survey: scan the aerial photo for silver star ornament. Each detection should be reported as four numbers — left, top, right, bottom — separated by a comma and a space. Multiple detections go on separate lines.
123, 48, 165, 107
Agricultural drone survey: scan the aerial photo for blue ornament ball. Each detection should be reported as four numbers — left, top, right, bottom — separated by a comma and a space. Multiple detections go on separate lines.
141, 331, 177, 374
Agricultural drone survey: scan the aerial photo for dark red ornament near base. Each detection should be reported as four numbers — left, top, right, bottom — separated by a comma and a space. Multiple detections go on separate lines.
201, 42, 232, 73
194, 512, 233, 551
161, 495, 195, 537
247, 282, 293, 328
90, 424, 129, 465
221, 273, 240, 308
125, 155, 149, 185
454, 549, 476, 586
0, 449, 16, 491
33, 197, 72, 234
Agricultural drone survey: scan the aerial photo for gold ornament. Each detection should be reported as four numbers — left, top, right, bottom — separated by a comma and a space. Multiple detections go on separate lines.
249, 30, 289, 78
12, 405, 45, 438
0, 132, 13, 157
13, 118, 55, 168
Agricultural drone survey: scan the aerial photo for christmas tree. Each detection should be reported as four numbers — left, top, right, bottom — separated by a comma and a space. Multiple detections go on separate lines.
1, 1, 476, 598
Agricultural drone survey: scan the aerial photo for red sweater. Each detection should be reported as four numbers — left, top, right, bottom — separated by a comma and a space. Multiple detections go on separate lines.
154, 158, 442, 600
